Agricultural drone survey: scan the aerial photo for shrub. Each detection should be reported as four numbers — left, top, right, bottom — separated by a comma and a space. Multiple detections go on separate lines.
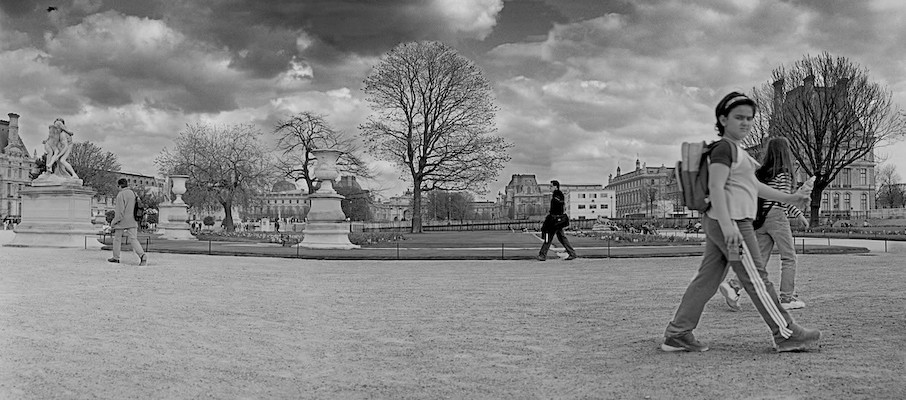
105, 210, 115, 223
203, 216, 215, 226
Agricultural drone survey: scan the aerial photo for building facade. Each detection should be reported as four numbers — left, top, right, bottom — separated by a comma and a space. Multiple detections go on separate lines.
1, 113, 34, 225
605, 160, 680, 218
565, 186, 616, 219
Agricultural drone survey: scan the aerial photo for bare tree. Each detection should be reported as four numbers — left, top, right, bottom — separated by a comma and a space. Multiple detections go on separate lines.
66, 141, 122, 197
274, 112, 371, 194
876, 163, 905, 208
155, 123, 275, 232
362, 41, 511, 233
752, 52, 906, 225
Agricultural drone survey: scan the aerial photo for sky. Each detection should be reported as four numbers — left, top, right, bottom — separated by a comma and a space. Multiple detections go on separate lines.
2, 0, 905, 200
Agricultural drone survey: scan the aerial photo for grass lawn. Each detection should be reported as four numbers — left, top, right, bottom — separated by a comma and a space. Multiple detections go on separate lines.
1, 247, 903, 398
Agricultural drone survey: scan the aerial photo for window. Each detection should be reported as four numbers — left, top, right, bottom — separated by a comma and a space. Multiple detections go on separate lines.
861, 193, 868, 210
589, 204, 597, 209
844, 192, 851, 210
602, 204, 608, 209
579, 193, 586, 198
842, 169, 851, 187
578, 205, 586, 209
832, 192, 839, 209
822, 192, 828, 210
860, 169, 867, 186
592, 193, 597, 198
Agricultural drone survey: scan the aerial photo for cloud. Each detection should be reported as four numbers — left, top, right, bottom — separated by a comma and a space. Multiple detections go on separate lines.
44, 11, 245, 113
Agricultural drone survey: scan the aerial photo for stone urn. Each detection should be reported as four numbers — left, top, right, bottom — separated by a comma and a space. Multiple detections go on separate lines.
170, 175, 188, 204
312, 149, 342, 194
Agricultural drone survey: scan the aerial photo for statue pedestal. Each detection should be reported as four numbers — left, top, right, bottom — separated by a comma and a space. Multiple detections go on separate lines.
157, 203, 195, 240
6, 183, 101, 249
295, 193, 359, 250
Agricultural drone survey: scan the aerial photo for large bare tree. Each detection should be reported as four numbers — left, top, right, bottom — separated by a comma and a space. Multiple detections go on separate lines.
274, 112, 371, 194
361, 41, 511, 233
155, 123, 275, 232
750, 52, 906, 225
62, 141, 122, 197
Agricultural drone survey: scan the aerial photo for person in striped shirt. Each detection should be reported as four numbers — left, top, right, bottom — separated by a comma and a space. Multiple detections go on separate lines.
719, 137, 811, 311
662, 92, 820, 353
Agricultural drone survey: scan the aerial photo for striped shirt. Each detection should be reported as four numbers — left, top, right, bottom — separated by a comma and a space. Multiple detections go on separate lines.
761, 172, 803, 218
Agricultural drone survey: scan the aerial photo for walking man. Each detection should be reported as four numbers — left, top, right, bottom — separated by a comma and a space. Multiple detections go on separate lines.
538, 180, 578, 261
108, 178, 147, 266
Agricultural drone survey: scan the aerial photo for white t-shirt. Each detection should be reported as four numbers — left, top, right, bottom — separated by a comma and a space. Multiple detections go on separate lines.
706, 140, 760, 220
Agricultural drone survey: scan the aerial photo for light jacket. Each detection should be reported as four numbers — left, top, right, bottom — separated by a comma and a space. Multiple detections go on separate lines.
111, 187, 138, 229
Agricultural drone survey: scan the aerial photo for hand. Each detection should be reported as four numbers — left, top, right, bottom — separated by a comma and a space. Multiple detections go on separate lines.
722, 223, 743, 252
796, 214, 809, 228
789, 192, 809, 211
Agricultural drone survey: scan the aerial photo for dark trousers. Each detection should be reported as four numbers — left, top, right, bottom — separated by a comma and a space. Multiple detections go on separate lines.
539, 229, 577, 257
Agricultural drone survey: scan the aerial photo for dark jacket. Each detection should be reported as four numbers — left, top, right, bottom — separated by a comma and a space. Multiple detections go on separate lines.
541, 189, 568, 235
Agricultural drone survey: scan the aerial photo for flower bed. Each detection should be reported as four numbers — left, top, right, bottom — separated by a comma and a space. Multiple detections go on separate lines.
196, 231, 407, 246
570, 230, 703, 246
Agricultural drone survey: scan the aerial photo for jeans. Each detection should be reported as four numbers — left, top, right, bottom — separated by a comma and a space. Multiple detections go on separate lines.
666, 216, 794, 341
112, 227, 145, 260
757, 207, 798, 298
538, 229, 577, 257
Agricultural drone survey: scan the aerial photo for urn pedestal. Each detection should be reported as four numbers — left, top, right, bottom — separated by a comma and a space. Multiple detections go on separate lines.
157, 175, 194, 240
296, 149, 359, 250
6, 182, 101, 249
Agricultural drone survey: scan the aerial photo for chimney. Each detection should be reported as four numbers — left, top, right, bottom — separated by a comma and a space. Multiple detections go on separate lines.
804, 74, 815, 90
4, 113, 27, 157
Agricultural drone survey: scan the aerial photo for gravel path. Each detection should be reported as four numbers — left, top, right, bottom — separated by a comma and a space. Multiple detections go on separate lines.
1, 247, 904, 399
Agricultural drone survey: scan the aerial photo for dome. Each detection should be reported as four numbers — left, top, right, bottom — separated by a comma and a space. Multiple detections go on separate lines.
271, 180, 297, 192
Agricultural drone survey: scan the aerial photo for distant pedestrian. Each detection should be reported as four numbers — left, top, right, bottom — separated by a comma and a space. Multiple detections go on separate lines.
661, 92, 819, 353
275, 220, 280, 233
108, 178, 147, 266
538, 180, 577, 261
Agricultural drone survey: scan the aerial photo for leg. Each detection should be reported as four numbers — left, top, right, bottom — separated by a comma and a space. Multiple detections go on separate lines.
729, 219, 794, 341
764, 209, 798, 298
538, 233, 553, 257
111, 229, 123, 260
665, 216, 729, 339
555, 229, 577, 258
125, 227, 146, 259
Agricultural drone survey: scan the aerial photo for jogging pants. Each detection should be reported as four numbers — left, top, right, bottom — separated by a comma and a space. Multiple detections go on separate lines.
665, 216, 794, 341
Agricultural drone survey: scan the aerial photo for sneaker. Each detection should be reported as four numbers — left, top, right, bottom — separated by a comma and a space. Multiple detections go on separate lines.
780, 295, 805, 310
719, 282, 740, 311
565, 255, 578, 260
139, 254, 148, 266
107, 257, 120, 263
775, 324, 821, 352
537, 255, 546, 261
661, 333, 709, 352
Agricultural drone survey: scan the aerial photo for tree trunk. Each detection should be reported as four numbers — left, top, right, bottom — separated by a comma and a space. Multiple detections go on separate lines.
809, 181, 828, 227
411, 182, 423, 233
221, 200, 235, 232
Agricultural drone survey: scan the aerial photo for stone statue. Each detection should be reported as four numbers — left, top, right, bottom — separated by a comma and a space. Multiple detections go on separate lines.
41, 118, 79, 179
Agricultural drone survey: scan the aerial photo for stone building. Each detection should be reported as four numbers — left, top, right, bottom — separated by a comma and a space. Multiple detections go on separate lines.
606, 160, 681, 218
500, 174, 613, 219
0, 113, 34, 225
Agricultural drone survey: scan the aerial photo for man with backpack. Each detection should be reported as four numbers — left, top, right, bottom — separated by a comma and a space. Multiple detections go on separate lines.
108, 178, 148, 266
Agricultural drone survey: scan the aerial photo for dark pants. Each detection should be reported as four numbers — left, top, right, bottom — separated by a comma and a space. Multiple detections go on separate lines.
665, 216, 794, 341
539, 229, 577, 257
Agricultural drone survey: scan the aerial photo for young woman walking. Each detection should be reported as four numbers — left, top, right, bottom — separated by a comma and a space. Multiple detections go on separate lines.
661, 92, 820, 353
719, 137, 811, 311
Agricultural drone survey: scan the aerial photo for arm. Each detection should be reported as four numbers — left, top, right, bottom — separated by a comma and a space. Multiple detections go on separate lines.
111, 192, 124, 227
757, 182, 808, 211
707, 163, 743, 250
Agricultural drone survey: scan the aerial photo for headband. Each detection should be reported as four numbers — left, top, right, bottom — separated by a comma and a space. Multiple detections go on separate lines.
723, 95, 752, 112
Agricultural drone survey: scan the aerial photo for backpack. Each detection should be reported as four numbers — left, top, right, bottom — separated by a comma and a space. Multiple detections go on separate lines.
675, 139, 737, 212
132, 190, 146, 222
